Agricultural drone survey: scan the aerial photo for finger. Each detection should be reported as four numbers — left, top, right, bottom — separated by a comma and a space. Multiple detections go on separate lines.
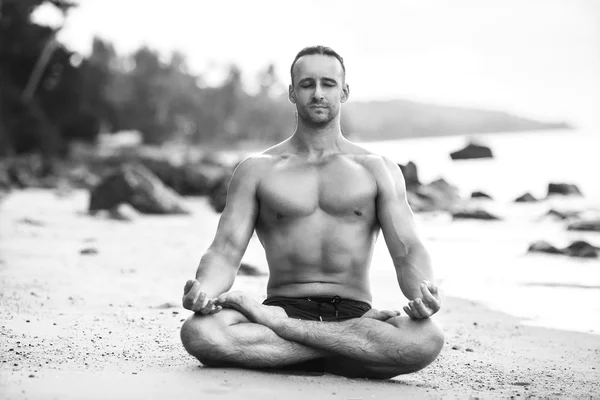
409, 300, 425, 319
200, 298, 216, 315
403, 305, 417, 319
413, 298, 431, 318
191, 292, 207, 313
425, 280, 439, 295
182, 282, 200, 309
183, 279, 195, 295
421, 282, 438, 304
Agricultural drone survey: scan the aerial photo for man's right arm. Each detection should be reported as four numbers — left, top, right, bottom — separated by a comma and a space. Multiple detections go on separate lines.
182, 157, 263, 313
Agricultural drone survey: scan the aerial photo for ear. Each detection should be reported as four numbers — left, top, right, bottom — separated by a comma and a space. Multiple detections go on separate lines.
341, 83, 350, 103
288, 84, 296, 104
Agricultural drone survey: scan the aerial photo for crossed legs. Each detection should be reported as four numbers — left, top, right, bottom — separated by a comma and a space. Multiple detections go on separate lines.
180, 292, 444, 379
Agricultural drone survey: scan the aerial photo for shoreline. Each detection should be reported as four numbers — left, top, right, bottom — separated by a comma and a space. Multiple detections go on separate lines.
1, 189, 599, 398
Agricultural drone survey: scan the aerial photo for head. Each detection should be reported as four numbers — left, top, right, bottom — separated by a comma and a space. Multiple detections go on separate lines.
289, 46, 350, 127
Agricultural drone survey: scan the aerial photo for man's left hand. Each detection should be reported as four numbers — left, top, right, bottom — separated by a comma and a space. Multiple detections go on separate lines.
403, 280, 441, 319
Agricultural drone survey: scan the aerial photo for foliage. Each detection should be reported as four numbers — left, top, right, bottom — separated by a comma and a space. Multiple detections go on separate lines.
0, 0, 568, 158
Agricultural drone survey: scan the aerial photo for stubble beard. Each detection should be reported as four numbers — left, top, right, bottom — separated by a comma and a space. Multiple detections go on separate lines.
297, 104, 339, 129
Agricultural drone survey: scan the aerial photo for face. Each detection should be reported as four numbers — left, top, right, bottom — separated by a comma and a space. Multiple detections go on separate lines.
289, 54, 349, 127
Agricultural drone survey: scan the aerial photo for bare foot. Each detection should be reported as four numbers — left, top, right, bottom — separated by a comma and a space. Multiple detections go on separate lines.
361, 309, 401, 321
216, 291, 287, 326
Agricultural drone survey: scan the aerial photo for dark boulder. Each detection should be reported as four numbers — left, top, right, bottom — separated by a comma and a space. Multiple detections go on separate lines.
527, 240, 599, 258
406, 192, 435, 212
179, 163, 230, 196
450, 143, 493, 160
563, 241, 598, 258
528, 240, 563, 255
238, 262, 268, 276
567, 219, 600, 232
471, 191, 493, 200
452, 208, 501, 221
415, 178, 462, 211
89, 164, 190, 215
398, 161, 420, 191
542, 209, 580, 220
547, 183, 582, 197
514, 192, 538, 203
208, 174, 231, 213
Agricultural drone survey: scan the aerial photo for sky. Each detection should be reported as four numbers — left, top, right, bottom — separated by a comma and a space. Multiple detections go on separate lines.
33, 0, 600, 130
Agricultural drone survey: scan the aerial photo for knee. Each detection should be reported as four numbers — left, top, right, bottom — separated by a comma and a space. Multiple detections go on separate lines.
180, 314, 229, 366
406, 318, 445, 371
384, 317, 444, 375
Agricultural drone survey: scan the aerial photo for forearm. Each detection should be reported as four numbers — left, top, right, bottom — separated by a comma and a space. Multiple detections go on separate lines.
195, 250, 238, 298
395, 243, 434, 300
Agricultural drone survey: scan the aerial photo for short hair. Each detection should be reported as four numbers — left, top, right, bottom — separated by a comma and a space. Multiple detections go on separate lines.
290, 45, 346, 85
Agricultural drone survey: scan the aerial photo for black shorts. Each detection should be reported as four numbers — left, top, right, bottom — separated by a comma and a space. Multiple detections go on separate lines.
262, 295, 371, 322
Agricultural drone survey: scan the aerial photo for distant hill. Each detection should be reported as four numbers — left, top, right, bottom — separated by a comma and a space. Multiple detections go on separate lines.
342, 99, 571, 141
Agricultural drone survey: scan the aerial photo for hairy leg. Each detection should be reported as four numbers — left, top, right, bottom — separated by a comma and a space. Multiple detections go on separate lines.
216, 292, 445, 378
180, 305, 330, 369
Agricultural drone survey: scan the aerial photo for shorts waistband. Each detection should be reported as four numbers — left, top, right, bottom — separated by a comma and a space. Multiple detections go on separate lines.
265, 295, 370, 308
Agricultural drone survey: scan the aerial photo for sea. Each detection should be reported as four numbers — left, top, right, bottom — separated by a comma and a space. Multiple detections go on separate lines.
357, 129, 600, 334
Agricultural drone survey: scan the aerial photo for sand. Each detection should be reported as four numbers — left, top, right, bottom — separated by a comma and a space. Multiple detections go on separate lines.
1, 189, 599, 399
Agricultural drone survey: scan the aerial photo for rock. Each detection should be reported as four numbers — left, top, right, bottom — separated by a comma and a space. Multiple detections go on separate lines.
80, 247, 98, 255
450, 143, 493, 160
527, 240, 562, 255
567, 219, 600, 232
108, 203, 139, 221
547, 182, 582, 197
406, 192, 435, 212
471, 191, 493, 200
18, 217, 45, 226
542, 209, 580, 220
398, 161, 420, 191
89, 164, 190, 215
563, 241, 598, 258
179, 163, 230, 196
514, 192, 538, 203
152, 302, 179, 309
415, 178, 462, 211
528, 240, 599, 258
208, 175, 231, 213
238, 262, 267, 276
0, 166, 11, 190
452, 208, 501, 220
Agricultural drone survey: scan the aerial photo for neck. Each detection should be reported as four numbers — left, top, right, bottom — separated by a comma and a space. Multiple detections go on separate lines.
292, 116, 345, 157
292, 113, 345, 157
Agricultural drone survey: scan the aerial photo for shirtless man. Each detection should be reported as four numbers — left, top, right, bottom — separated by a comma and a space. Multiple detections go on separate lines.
180, 46, 444, 379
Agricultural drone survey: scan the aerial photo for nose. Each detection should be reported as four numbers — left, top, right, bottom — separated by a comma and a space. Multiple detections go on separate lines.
313, 84, 324, 100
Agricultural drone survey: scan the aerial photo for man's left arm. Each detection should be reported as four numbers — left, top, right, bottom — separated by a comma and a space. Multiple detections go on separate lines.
374, 157, 441, 319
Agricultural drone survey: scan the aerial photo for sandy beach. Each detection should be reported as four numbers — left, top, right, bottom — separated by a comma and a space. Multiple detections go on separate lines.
1, 189, 599, 399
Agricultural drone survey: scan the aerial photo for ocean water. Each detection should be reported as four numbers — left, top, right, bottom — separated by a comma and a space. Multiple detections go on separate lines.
359, 129, 600, 334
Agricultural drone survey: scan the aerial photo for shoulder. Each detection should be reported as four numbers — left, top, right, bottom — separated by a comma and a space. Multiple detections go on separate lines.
341, 144, 405, 196
231, 142, 291, 182
343, 143, 403, 179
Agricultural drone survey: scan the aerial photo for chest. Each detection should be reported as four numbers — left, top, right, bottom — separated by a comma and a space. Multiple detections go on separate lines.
257, 158, 377, 218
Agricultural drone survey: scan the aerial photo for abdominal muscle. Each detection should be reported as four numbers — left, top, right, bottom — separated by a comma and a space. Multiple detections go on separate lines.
258, 219, 377, 304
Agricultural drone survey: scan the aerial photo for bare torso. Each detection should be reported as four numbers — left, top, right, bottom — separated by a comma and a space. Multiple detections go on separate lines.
253, 140, 382, 304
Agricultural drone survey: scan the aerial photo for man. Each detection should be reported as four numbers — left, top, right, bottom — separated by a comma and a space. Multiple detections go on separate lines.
180, 46, 444, 379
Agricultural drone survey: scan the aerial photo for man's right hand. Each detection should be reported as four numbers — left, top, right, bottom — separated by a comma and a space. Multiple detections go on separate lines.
182, 279, 222, 314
